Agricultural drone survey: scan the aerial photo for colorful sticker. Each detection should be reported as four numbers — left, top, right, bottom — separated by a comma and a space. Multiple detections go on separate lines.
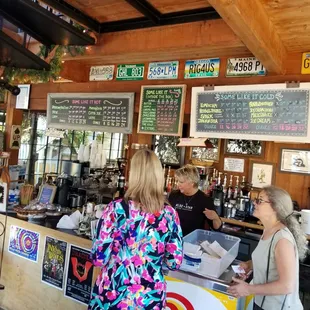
8, 225, 40, 262
41, 236, 67, 290
64, 245, 93, 305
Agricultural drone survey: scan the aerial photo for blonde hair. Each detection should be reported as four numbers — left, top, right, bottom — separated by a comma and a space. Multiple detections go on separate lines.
125, 149, 165, 213
263, 186, 308, 261
175, 164, 200, 187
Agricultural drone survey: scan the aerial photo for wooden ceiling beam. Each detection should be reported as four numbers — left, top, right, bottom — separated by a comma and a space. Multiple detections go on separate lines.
63, 19, 249, 64
207, 0, 287, 74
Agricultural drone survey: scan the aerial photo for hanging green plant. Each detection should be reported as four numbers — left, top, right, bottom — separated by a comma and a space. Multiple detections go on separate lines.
3, 45, 86, 84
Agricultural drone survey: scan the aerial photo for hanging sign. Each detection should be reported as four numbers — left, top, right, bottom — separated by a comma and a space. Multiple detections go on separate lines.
10, 125, 21, 149
116, 64, 145, 81
147, 61, 179, 80
46, 128, 65, 138
190, 83, 310, 143
301, 52, 310, 74
226, 57, 266, 77
41, 236, 67, 290
178, 138, 206, 147
16, 84, 30, 109
184, 58, 220, 79
138, 85, 186, 136
8, 225, 40, 262
64, 245, 93, 305
89, 65, 114, 81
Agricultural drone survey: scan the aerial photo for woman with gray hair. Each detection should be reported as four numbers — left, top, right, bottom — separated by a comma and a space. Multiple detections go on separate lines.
228, 185, 307, 310
169, 164, 222, 236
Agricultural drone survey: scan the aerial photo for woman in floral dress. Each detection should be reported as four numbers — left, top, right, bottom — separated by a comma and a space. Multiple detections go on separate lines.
89, 149, 183, 310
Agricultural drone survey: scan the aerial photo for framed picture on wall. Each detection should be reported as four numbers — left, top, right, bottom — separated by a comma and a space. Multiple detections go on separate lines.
153, 135, 185, 168
280, 148, 310, 175
224, 139, 264, 156
189, 138, 221, 163
249, 161, 275, 189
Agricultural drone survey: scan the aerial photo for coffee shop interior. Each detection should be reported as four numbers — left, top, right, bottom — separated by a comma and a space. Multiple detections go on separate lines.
1, 0, 310, 309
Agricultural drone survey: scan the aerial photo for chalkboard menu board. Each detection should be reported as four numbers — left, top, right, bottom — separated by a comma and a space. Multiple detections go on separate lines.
47, 93, 134, 133
190, 84, 310, 142
138, 85, 186, 136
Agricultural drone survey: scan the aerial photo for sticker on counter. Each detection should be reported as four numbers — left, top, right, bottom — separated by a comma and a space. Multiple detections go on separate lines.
147, 61, 179, 79
64, 245, 93, 305
42, 236, 67, 290
184, 58, 220, 79
8, 225, 40, 262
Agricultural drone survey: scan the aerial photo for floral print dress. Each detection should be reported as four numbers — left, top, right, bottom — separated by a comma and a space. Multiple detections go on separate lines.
89, 199, 183, 310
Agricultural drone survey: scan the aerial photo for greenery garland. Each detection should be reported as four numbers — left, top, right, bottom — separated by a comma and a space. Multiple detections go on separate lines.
3, 45, 86, 84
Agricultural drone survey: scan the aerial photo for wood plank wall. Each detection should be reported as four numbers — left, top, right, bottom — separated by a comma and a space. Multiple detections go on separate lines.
12, 56, 310, 208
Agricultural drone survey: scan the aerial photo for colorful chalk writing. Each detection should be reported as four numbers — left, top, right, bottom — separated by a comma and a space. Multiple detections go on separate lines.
138, 85, 186, 136
47, 93, 135, 134
195, 89, 308, 136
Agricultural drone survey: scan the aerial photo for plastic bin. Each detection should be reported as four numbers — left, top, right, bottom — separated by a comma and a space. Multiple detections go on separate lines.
181, 229, 240, 278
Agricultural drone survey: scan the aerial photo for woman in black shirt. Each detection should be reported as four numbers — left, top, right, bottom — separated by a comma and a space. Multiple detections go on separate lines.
169, 164, 222, 236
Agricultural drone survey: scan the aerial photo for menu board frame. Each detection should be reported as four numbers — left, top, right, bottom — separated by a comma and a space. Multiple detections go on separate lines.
190, 83, 310, 142
138, 84, 186, 136
47, 92, 135, 134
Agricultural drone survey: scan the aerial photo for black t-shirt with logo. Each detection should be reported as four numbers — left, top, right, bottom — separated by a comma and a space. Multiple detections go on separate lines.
168, 189, 220, 236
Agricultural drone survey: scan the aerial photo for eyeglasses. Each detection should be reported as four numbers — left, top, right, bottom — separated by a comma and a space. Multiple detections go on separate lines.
253, 198, 271, 205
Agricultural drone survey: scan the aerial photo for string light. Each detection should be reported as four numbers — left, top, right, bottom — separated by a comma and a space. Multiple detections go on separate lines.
83, 29, 87, 33
61, 60, 65, 64
86, 46, 90, 50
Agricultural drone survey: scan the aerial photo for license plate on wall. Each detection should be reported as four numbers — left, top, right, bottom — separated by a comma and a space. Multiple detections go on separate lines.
116, 64, 145, 81
226, 57, 266, 77
147, 61, 179, 79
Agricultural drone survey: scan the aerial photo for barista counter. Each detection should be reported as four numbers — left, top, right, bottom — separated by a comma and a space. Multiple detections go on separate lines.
0, 214, 250, 310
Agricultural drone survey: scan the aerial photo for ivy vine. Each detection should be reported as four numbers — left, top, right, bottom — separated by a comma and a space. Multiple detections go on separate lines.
3, 45, 86, 84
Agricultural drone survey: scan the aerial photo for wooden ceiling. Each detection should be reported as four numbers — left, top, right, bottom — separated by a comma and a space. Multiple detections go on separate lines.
63, 0, 211, 22
36, 0, 310, 76
147, 0, 211, 14
64, 0, 143, 23
260, 0, 310, 52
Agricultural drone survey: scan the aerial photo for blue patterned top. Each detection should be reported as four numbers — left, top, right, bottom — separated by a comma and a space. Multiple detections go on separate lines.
89, 199, 183, 310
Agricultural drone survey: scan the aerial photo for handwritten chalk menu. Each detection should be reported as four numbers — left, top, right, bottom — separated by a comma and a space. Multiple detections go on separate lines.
47, 93, 134, 133
138, 85, 186, 136
190, 84, 310, 142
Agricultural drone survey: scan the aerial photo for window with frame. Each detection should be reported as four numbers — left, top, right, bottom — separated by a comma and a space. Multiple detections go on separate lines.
18, 112, 127, 184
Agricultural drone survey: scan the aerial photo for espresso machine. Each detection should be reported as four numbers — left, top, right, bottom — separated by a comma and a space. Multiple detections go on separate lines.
54, 161, 84, 208
54, 174, 72, 208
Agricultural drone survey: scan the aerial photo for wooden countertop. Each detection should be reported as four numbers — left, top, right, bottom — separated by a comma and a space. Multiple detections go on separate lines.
220, 217, 310, 241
